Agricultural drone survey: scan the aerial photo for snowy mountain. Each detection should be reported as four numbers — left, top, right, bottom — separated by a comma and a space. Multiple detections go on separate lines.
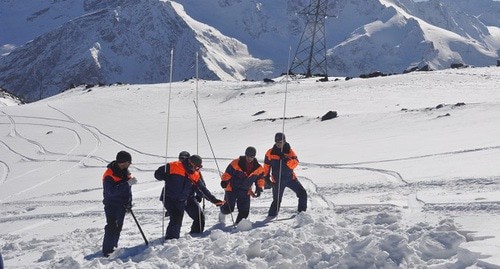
0, 0, 272, 102
1, 67, 500, 267
1, 0, 499, 102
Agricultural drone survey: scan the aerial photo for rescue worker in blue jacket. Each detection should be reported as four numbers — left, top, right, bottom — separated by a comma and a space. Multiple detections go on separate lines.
264, 133, 307, 218
102, 150, 137, 257
219, 146, 265, 225
159, 151, 208, 234
155, 154, 224, 239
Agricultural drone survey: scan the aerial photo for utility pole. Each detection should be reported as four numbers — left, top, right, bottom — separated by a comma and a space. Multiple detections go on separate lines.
289, 0, 329, 78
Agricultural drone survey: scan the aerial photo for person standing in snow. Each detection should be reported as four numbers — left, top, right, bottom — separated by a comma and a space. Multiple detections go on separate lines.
101, 150, 137, 257
159, 151, 209, 234
155, 154, 225, 239
264, 133, 307, 218
219, 146, 265, 225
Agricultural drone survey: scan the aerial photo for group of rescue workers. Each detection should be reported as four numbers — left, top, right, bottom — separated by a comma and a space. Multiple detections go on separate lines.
100, 132, 308, 257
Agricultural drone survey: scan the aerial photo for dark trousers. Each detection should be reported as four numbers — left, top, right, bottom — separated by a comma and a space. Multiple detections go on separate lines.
185, 197, 205, 233
102, 204, 126, 254
164, 197, 187, 239
163, 196, 205, 235
268, 179, 307, 217
220, 190, 251, 224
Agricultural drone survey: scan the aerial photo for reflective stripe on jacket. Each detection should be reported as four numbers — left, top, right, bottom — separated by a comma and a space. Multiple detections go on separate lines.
102, 161, 132, 206
221, 156, 265, 193
155, 161, 202, 201
263, 144, 299, 183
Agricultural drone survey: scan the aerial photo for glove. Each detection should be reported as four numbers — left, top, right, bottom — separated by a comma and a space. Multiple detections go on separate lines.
195, 194, 203, 203
127, 177, 137, 186
212, 199, 225, 206
254, 187, 263, 197
220, 181, 229, 189
278, 152, 286, 159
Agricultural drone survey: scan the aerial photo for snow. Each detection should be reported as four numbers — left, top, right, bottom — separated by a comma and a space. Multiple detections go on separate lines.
1, 66, 500, 268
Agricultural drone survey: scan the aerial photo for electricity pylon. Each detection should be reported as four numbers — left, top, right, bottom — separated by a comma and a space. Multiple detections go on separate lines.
289, 0, 329, 78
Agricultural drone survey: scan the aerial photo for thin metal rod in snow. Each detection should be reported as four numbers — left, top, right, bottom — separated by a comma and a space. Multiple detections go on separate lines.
192, 100, 235, 226
196, 51, 200, 155
275, 46, 292, 220
192, 100, 223, 179
162, 48, 174, 243
195, 51, 204, 232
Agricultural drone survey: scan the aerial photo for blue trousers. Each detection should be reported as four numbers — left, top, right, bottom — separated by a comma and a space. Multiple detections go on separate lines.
268, 179, 307, 217
185, 197, 205, 233
102, 204, 126, 254
164, 197, 187, 239
220, 190, 250, 224
163, 196, 205, 236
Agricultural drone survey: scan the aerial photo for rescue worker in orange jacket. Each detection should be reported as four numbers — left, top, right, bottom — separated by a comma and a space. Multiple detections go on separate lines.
102, 150, 137, 257
159, 151, 208, 234
155, 155, 224, 239
264, 133, 307, 218
219, 146, 265, 225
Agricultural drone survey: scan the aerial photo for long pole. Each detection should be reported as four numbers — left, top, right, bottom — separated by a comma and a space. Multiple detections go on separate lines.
129, 208, 149, 245
192, 100, 235, 226
196, 52, 200, 155
275, 46, 292, 220
195, 51, 204, 233
162, 48, 174, 243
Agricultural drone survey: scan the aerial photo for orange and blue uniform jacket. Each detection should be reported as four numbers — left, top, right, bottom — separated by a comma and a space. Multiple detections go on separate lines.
155, 160, 218, 203
264, 142, 299, 184
102, 161, 132, 207
221, 156, 265, 195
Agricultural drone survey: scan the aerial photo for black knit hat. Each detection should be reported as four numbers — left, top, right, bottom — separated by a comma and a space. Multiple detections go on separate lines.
275, 132, 286, 142
188, 155, 202, 167
116, 151, 132, 163
178, 151, 190, 160
245, 146, 256, 157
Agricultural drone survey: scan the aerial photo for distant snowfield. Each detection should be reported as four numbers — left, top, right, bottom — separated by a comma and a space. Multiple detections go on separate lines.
1, 67, 500, 268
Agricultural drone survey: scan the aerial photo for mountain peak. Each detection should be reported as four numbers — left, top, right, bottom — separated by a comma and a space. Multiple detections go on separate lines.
0, 0, 499, 101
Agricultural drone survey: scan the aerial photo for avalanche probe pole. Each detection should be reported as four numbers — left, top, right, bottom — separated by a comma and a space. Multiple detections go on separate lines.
195, 51, 205, 233
193, 100, 236, 226
129, 208, 149, 245
275, 46, 292, 220
162, 48, 174, 243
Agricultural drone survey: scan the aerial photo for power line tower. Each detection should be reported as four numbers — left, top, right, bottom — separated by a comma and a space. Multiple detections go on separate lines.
289, 0, 329, 78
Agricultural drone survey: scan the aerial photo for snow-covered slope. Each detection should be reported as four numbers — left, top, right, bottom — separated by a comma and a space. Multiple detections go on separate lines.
1, 67, 500, 267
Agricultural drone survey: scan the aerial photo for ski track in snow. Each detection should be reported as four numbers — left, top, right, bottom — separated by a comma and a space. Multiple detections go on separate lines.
309, 145, 500, 167
0, 105, 99, 200
0, 159, 9, 184
1, 110, 48, 154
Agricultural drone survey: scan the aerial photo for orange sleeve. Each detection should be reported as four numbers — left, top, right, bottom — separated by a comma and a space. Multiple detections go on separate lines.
286, 149, 299, 170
